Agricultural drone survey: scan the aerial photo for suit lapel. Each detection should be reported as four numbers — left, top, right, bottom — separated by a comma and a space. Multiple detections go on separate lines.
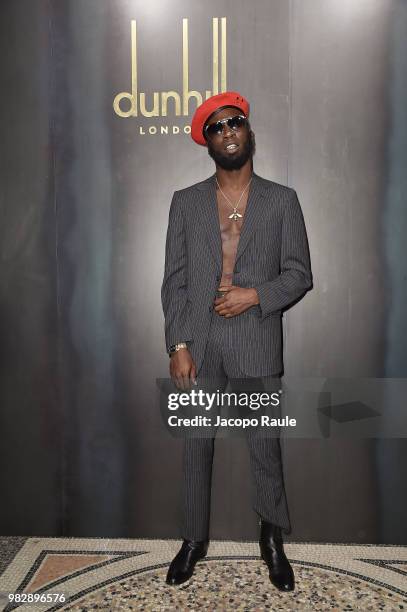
195, 171, 268, 271
234, 172, 268, 265
195, 174, 223, 272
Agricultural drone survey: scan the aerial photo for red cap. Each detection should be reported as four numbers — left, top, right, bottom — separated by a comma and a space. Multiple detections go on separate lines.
191, 91, 250, 146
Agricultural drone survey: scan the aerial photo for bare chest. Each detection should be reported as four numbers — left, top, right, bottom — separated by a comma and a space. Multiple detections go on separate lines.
216, 189, 249, 241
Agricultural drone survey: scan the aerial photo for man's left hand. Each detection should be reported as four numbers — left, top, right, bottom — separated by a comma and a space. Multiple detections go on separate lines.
214, 285, 260, 317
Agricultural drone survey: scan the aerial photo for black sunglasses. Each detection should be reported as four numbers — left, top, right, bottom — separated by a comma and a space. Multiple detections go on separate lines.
204, 114, 248, 139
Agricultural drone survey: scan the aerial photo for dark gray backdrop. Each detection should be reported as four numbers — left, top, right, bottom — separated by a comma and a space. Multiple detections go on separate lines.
0, 0, 406, 543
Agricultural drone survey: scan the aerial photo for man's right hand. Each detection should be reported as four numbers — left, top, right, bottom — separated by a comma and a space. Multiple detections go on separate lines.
169, 348, 197, 390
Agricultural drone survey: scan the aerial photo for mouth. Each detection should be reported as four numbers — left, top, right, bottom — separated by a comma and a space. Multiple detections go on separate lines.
225, 143, 239, 153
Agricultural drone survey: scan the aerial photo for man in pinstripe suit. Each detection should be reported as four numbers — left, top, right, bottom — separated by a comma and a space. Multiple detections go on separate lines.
161, 92, 312, 590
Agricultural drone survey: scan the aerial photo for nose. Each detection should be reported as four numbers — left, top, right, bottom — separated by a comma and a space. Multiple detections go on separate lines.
222, 127, 233, 138
222, 121, 233, 137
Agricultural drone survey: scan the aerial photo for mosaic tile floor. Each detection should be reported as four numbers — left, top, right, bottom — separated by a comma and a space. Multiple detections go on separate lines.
0, 538, 406, 611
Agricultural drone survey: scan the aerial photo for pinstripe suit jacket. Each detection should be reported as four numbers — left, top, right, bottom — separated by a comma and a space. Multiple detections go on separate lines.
161, 171, 312, 376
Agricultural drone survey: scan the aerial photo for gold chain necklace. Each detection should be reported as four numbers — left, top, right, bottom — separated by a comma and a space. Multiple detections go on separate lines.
215, 175, 253, 221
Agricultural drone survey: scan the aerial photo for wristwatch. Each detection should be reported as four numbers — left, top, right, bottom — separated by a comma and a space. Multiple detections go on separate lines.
168, 342, 188, 357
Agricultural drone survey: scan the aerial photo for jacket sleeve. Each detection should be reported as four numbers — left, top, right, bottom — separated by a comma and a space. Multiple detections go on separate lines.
161, 191, 192, 350
254, 189, 313, 320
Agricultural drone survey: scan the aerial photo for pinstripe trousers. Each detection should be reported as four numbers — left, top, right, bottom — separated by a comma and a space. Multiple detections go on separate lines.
180, 310, 292, 541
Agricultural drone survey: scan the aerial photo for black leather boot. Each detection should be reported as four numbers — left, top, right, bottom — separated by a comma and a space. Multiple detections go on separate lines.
259, 520, 295, 591
166, 539, 209, 585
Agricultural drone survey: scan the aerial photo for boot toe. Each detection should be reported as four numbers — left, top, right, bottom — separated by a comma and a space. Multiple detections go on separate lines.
270, 574, 295, 591
269, 566, 295, 591
165, 568, 192, 586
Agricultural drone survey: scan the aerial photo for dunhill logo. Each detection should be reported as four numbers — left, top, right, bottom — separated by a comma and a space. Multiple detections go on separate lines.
113, 18, 227, 118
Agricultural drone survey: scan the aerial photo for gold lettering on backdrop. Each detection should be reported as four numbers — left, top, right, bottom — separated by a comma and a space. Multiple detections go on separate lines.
113, 21, 138, 117
140, 92, 159, 117
138, 125, 191, 135
182, 18, 203, 115
113, 18, 228, 119
212, 18, 219, 96
161, 92, 181, 116
221, 17, 227, 91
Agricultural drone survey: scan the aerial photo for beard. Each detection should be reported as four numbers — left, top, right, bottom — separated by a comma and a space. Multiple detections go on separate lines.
207, 130, 255, 171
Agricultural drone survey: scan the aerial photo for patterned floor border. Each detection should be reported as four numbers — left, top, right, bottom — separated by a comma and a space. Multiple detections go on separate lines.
0, 538, 406, 611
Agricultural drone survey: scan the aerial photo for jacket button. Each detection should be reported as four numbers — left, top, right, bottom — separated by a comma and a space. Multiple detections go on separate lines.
216, 274, 220, 282
209, 305, 213, 312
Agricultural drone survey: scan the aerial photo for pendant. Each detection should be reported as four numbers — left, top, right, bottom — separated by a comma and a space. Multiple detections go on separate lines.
228, 210, 243, 221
